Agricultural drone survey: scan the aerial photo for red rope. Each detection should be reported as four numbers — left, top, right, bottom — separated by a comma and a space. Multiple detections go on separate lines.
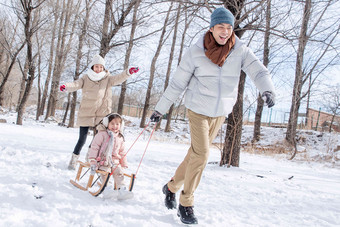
110, 121, 151, 176
135, 123, 157, 176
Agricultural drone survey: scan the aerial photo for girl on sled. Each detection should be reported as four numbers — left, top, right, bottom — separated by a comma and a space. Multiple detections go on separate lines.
87, 113, 133, 200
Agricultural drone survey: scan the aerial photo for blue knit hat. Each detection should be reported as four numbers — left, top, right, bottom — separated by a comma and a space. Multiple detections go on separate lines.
210, 7, 235, 28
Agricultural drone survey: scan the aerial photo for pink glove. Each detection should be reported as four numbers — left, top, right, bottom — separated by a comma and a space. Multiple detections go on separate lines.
59, 85, 66, 91
129, 67, 139, 75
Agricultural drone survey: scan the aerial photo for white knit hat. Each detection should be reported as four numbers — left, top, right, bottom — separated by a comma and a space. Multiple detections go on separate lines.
90, 54, 105, 68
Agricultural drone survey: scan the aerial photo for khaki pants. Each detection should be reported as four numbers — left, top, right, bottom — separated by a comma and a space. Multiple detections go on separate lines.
168, 109, 225, 206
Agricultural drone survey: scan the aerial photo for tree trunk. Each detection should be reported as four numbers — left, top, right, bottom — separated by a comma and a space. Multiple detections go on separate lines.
252, 94, 264, 142
329, 114, 335, 133
170, 5, 192, 125
305, 75, 311, 125
117, 0, 141, 115
165, 104, 175, 132
161, 3, 181, 132
252, 0, 271, 143
220, 0, 248, 167
16, 56, 28, 112
17, 1, 38, 125
36, 51, 42, 120
220, 72, 246, 167
140, 3, 173, 128
0, 42, 26, 106
99, 0, 136, 57
286, 0, 311, 144
99, 0, 113, 57
62, 92, 71, 125
68, 0, 92, 128
45, 0, 69, 119
37, 0, 59, 118
46, 0, 78, 119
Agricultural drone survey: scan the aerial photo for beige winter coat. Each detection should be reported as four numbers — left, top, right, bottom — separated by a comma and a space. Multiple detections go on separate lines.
65, 70, 130, 127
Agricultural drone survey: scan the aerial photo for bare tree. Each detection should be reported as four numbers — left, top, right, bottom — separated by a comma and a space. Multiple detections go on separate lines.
45, 0, 81, 120
286, 0, 340, 144
322, 85, 340, 132
286, 0, 312, 144
16, 55, 29, 110
35, 39, 43, 120
36, 0, 60, 119
99, 0, 137, 57
140, 3, 174, 128
252, 0, 271, 142
172, 5, 197, 123
0, 42, 26, 106
67, 0, 93, 128
117, 0, 141, 115
16, 0, 46, 125
157, 2, 181, 132
0, 15, 26, 107
160, 3, 200, 131
220, 0, 267, 167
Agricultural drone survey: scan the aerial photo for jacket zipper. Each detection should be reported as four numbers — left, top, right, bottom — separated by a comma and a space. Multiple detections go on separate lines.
214, 46, 234, 116
215, 66, 222, 116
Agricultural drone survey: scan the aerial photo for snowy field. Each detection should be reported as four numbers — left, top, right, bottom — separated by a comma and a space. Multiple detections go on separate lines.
0, 109, 340, 227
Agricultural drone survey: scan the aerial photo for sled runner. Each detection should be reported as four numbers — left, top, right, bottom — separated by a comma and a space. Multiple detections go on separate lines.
70, 121, 156, 197
70, 161, 136, 196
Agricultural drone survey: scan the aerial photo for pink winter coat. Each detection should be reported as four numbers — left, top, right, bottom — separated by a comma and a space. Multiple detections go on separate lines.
87, 130, 127, 171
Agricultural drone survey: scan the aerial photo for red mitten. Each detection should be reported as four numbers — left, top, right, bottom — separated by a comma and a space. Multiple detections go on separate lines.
129, 67, 139, 75
59, 85, 66, 91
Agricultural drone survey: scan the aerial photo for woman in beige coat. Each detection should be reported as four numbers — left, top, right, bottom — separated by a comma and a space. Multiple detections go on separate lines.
59, 54, 139, 170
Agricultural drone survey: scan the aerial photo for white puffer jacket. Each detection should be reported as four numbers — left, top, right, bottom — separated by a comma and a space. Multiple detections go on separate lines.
155, 35, 275, 117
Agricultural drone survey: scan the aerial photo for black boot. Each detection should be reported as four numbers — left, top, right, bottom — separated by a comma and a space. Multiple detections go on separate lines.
162, 184, 177, 209
177, 204, 198, 224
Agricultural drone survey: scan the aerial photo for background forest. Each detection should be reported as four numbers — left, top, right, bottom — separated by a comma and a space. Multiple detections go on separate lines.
0, 0, 339, 166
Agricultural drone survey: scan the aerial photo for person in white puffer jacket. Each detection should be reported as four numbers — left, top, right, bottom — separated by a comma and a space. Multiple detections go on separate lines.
150, 7, 276, 225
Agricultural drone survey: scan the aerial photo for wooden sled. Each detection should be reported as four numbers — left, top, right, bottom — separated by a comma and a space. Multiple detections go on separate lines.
70, 161, 136, 197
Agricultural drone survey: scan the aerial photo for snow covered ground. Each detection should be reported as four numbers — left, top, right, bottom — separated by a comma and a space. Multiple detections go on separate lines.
0, 109, 340, 227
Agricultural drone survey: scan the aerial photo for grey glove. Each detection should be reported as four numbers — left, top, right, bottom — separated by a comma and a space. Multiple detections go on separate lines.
150, 111, 162, 122
261, 91, 275, 108
90, 164, 96, 175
